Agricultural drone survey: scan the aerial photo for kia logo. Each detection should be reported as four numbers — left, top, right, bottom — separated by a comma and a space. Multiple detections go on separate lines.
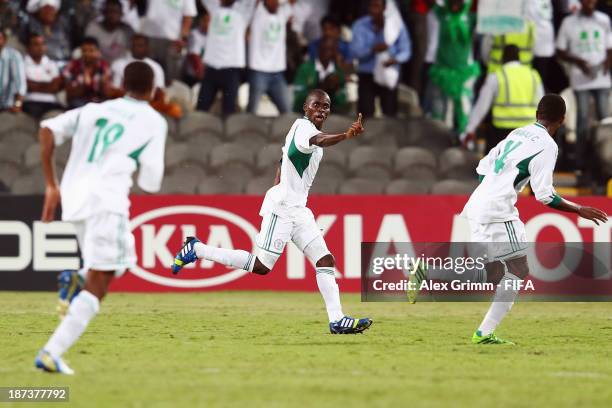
129, 205, 258, 288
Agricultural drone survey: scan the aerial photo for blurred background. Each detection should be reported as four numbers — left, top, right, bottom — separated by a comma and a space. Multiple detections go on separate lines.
0, 0, 611, 198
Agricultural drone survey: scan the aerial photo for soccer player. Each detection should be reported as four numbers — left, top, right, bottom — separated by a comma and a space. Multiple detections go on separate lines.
172, 89, 373, 334
34, 61, 167, 374
409, 94, 608, 344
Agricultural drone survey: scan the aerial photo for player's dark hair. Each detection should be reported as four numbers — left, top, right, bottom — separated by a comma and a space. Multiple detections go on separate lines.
537, 94, 566, 123
123, 60, 154, 94
305, 89, 330, 104
502, 44, 520, 63
81, 36, 100, 48
321, 15, 341, 29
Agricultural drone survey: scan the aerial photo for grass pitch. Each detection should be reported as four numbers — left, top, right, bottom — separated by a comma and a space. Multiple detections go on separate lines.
1, 292, 611, 408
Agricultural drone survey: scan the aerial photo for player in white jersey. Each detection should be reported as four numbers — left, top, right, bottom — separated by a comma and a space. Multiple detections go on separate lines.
34, 61, 167, 374
172, 89, 373, 334
409, 94, 608, 344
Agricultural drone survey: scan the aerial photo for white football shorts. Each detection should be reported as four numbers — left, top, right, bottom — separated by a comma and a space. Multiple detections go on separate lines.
73, 212, 135, 276
255, 207, 330, 269
469, 219, 527, 262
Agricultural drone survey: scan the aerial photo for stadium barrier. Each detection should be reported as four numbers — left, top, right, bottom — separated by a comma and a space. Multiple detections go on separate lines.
1, 195, 611, 293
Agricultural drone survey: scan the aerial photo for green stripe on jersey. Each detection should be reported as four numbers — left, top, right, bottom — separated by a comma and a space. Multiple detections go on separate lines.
128, 139, 152, 165
287, 126, 312, 177
513, 150, 543, 187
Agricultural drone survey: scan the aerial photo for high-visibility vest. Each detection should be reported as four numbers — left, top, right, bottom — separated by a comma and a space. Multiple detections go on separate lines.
488, 22, 535, 73
492, 63, 542, 129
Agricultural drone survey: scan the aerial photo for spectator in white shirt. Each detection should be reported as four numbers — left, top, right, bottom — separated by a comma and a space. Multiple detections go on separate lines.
184, 11, 210, 86
556, 0, 612, 179
197, 0, 256, 115
528, 0, 556, 92
110, 34, 183, 118
247, 0, 295, 114
111, 34, 166, 95
139, 0, 197, 83
85, 0, 134, 65
23, 32, 63, 118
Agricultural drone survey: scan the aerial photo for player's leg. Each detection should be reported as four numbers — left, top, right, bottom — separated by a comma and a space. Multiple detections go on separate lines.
36, 213, 134, 374
37, 269, 113, 374
171, 212, 291, 276
472, 257, 527, 345
294, 209, 372, 334
407, 241, 488, 304
472, 220, 528, 344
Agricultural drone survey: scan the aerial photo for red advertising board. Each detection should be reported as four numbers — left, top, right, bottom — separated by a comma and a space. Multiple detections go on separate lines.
110, 195, 612, 292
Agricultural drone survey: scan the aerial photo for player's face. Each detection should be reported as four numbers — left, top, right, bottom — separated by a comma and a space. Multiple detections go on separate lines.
304, 95, 331, 129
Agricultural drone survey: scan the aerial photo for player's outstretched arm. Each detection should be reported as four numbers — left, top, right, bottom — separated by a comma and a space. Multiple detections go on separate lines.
309, 113, 364, 148
549, 195, 608, 226
39, 127, 60, 222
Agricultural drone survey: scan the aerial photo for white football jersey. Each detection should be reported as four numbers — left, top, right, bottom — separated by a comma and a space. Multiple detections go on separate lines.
260, 118, 323, 216
462, 122, 558, 224
41, 97, 167, 221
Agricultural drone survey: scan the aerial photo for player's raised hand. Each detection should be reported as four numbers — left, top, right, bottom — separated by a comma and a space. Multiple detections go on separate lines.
347, 113, 364, 139
578, 206, 608, 225
42, 184, 61, 222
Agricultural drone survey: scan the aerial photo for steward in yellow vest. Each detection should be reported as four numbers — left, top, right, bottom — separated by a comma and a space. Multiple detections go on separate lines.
462, 45, 544, 152
488, 22, 535, 73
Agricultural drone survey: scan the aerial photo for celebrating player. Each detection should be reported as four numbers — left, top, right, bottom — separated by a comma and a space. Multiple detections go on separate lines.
35, 61, 167, 374
409, 94, 608, 344
172, 89, 372, 334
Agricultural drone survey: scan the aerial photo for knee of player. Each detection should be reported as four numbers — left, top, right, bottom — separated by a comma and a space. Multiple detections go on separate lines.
485, 262, 505, 285
252, 258, 271, 275
315, 254, 335, 268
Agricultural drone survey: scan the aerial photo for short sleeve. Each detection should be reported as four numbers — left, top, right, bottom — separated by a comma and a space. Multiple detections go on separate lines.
40, 107, 83, 146
293, 120, 320, 154
137, 116, 168, 192
529, 143, 558, 205
183, 0, 197, 16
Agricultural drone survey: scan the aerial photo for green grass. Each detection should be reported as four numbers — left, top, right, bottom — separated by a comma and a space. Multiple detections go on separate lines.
1, 292, 612, 408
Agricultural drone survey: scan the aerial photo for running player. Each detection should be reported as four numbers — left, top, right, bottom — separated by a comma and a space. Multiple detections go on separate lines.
172, 89, 373, 334
35, 61, 167, 374
409, 94, 608, 344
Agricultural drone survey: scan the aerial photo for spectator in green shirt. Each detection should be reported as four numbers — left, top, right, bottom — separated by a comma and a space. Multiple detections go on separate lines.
293, 37, 348, 113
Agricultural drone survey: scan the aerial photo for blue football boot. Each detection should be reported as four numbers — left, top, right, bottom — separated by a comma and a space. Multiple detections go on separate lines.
329, 316, 373, 334
35, 350, 75, 375
171, 236, 200, 274
57, 270, 84, 318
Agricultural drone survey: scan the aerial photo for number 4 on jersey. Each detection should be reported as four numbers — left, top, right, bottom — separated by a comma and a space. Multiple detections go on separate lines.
88, 117, 125, 162
494, 140, 522, 174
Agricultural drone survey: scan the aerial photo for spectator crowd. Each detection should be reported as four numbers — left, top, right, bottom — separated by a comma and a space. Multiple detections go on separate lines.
0, 0, 611, 185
